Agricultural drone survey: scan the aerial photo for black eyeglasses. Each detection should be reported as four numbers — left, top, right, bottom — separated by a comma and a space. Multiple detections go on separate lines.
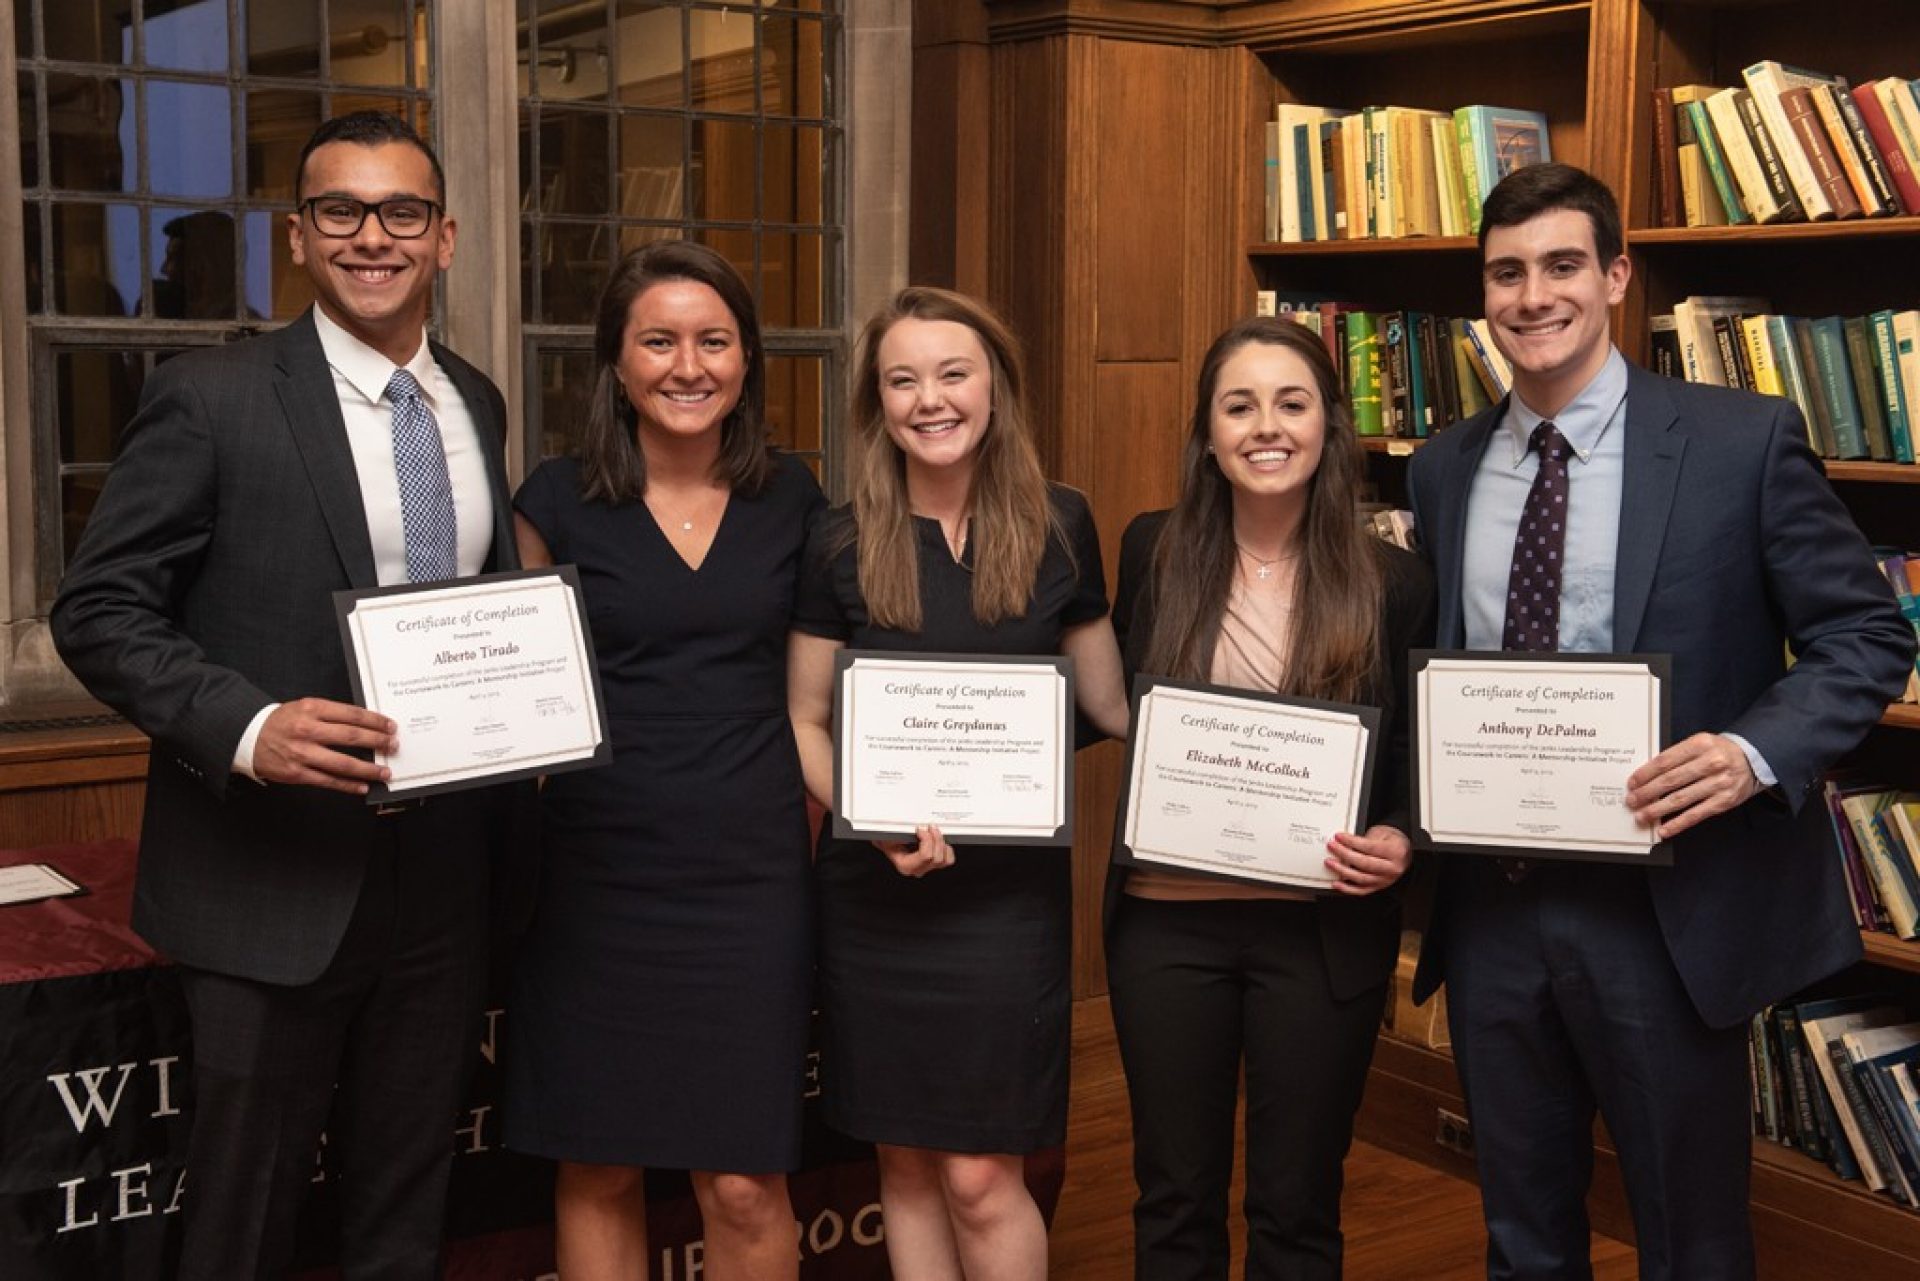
299, 196, 443, 239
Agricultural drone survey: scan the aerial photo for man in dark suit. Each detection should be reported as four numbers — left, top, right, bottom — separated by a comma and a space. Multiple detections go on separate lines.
1408, 163, 1915, 1280
52, 111, 524, 1279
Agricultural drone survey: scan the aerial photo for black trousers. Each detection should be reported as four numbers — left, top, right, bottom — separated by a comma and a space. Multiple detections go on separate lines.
1107, 895, 1388, 1281
1443, 859, 1754, 1281
174, 809, 490, 1281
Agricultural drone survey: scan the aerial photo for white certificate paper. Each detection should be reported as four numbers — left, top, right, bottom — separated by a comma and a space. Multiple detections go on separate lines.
0, 862, 85, 907
336, 567, 610, 801
1117, 678, 1379, 890
1412, 651, 1670, 863
832, 652, 1073, 845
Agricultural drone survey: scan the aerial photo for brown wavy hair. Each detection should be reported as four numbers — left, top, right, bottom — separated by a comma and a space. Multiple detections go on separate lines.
576, 239, 772, 503
1144, 317, 1381, 701
846, 287, 1059, 631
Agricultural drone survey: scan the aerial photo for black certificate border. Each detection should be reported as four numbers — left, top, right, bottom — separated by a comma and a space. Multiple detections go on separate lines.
830, 649, 1076, 847
1113, 674, 1382, 892
1408, 649, 1674, 866
334, 565, 612, 804
0, 860, 89, 909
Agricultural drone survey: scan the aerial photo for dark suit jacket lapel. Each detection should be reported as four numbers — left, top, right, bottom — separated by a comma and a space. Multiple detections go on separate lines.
1431, 402, 1506, 648
275, 310, 380, 588
1613, 366, 1685, 652
432, 341, 520, 574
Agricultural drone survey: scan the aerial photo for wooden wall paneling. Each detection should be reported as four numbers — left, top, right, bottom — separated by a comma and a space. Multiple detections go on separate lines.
910, 0, 993, 293
0, 780, 144, 849
1590, 0, 1651, 361
1092, 39, 1190, 363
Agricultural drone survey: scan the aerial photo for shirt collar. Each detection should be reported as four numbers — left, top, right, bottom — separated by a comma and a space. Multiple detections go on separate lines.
1501, 346, 1628, 467
311, 306, 439, 410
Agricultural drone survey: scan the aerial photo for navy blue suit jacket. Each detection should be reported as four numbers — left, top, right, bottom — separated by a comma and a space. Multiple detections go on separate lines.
1407, 362, 1914, 1028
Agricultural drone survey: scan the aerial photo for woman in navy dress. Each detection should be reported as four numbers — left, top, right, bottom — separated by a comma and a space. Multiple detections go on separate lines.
504, 241, 821, 1279
788, 287, 1130, 1280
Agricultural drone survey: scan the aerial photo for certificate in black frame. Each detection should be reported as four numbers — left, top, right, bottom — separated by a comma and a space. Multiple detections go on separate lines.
1113, 673, 1382, 892
830, 649, 1076, 846
334, 564, 612, 804
1408, 649, 1674, 865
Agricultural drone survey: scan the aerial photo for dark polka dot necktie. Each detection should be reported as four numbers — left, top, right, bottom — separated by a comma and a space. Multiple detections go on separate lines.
386, 368, 459, 584
1501, 421, 1570, 653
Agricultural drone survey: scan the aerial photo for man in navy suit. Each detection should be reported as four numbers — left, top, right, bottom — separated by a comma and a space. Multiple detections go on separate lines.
1408, 163, 1914, 1280
53, 112, 527, 1278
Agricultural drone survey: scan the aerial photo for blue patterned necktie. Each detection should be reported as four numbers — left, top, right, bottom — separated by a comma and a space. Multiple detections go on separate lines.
1502, 421, 1571, 653
385, 368, 459, 584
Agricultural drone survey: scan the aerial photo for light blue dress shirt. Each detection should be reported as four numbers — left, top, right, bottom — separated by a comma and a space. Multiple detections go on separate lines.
1459, 347, 1774, 785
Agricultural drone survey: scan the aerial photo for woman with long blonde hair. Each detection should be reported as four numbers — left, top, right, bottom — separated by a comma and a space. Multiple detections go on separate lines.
788, 287, 1129, 1280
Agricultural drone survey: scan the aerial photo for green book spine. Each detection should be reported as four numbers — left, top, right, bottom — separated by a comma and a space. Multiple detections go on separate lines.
1842, 315, 1894, 460
1810, 315, 1870, 460
1869, 310, 1915, 463
1791, 317, 1840, 457
1454, 108, 1482, 233
1346, 311, 1384, 435
1687, 100, 1753, 225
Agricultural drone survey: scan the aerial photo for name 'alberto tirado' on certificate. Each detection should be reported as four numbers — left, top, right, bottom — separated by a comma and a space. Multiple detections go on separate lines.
1411, 651, 1670, 863
336, 567, 610, 802
1117, 678, 1379, 889
832, 652, 1073, 845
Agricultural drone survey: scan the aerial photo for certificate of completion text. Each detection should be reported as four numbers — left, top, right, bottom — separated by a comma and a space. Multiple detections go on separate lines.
1119, 679, 1377, 890
1413, 652, 1668, 862
833, 653, 1072, 844
338, 568, 609, 801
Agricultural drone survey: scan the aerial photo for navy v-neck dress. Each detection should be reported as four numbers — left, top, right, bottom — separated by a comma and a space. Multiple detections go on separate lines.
792, 485, 1108, 1153
503, 452, 822, 1172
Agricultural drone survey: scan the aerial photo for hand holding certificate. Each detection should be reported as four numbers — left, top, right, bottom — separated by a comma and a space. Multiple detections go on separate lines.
832, 652, 1073, 844
336, 567, 610, 802
1410, 651, 1670, 863
1116, 677, 1380, 890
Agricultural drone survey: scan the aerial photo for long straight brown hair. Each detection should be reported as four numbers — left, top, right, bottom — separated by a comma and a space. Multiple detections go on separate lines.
1144, 317, 1382, 702
846, 287, 1059, 631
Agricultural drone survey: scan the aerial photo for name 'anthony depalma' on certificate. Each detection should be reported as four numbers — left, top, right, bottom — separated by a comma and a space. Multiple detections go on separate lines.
833, 652, 1073, 845
337, 567, 609, 801
1412, 652, 1670, 863
1117, 678, 1379, 890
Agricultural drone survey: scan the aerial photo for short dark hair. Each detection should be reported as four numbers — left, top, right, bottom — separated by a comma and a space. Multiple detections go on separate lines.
1478, 162, 1623, 265
577, 239, 772, 503
294, 110, 445, 203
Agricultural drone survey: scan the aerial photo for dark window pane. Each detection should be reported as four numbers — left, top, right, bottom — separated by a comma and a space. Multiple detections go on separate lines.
247, 90, 326, 201
148, 81, 234, 199
19, 73, 41, 190
689, 118, 756, 222
152, 208, 239, 319
240, 210, 278, 320
614, 2, 684, 109
761, 122, 826, 225
692, 225, 754, 292
537, 108, 611, 216
13, 0, 30, 57
688, 7, 757, 114
144, 0, 228, 75
42, 0, 135, 65
758, 230, 825, 330
50, 202, 142, 316
247, 0, 320, 77
62, 470, 114, 568
535, 222, 614, 325
329, 91, 411, 123
24, 201, 49, 313
531, 348, 596, 459
617, 114, 684, 219
44, 74, 135, 194
617, 223, 679, 256
329, 0, 412, 88
760, 14, 828, 119
55, 351, 143, 464
267, 211, 316, 319
529, 0, 611, 103
764, 352, 824, 455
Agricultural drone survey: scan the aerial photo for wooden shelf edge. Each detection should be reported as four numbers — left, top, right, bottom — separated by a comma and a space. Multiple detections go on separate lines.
1860, 930, 1920, 975
1826, 461, 1920, 485
1630, 217, 1920, 247
1249, 236, 1479, 257
1881, 704, 1920, 730
1751, 1139, 1920, 1229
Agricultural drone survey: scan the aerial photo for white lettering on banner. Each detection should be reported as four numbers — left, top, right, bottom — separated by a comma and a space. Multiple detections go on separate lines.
45, 1055, 184, 1132
659, 1240, 705, 1280
56, 1164, 189, 1233
454, 1104, 494, 1155
478, 1007, 503, 1066
852, 1202, 884, 1245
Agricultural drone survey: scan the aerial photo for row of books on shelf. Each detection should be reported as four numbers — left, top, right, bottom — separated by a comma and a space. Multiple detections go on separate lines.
1884, 550, 1920, 705
1651, 299, 1920, 464
1652, 59, 1920, 228
1262, 102, 1550, 243
1255, 293, 1510, 437
1755, 993, 1920, 1210
1829, 771, 1920, 942
1360, 504, 1416, 552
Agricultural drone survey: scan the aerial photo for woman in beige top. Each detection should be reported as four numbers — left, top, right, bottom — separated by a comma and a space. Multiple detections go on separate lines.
1107, 316, 1435, 1279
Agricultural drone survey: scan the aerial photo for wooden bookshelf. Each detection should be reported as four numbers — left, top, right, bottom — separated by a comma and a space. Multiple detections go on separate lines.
1860, 931, 1920, 976
1248, 236, 1479, 257
1882, 704, 1920, 730
1828, 462, 1920, 486
1629, 217, 1920, 247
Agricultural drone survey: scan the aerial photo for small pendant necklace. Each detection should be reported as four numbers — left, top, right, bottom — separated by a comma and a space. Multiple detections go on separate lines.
1235, 543, 1297, 581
